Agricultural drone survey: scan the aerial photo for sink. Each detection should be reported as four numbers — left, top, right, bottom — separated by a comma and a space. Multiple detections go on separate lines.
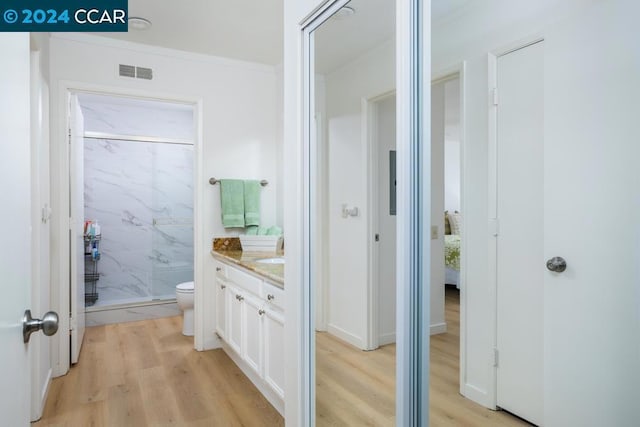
256, 257, 285, 265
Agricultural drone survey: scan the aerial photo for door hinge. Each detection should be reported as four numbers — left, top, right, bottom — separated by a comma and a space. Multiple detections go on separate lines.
69, 216, 74, 231
69, 315, 76, 331
68, 128, 72, 144
375, 233, 380, 242
490, 218, 500, 237
493, 348, 499, 367
492, 87, 499, 105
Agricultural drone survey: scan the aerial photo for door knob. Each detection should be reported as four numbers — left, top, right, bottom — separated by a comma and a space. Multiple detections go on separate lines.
23, 310, 59, 343
546, 257, 567, 273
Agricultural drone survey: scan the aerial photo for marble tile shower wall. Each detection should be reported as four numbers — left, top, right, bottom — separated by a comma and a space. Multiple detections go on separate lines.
82, 99, 194, 306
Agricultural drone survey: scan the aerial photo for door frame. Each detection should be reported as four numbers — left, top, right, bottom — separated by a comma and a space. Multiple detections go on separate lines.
50, 81, 205, 376
431, 63, 469, 397
364, 89, 396, 350
299, 0, 430, 425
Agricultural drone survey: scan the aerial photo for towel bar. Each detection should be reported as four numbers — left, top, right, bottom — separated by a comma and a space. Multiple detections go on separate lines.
209, 178, 268, 187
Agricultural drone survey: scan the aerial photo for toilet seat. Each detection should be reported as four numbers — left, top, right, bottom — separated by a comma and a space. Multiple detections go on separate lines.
176, 281, 194, 293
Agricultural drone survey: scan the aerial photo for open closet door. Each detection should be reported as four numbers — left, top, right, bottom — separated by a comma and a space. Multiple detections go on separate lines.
69, 94, 85, 364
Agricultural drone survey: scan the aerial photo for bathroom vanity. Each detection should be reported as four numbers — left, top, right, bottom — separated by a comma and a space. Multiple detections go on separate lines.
211, 249, 285, 415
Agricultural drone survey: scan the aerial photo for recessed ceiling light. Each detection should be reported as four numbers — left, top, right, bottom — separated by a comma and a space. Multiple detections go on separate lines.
333, 6, 356, 20
129, 17, 152, 31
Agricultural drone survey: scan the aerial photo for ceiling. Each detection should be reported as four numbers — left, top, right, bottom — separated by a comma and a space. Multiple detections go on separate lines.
94, 0, 284, 65
92, 0, 472, 70
431, 0, 474, 22
314, 0, 396, 74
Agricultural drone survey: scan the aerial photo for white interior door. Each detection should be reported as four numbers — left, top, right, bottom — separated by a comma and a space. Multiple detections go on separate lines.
375, 94, 397, 345
69, 94, 86, 364
495, 41, 544, 425
543, 5, 640, 424
0, 33, 33, 427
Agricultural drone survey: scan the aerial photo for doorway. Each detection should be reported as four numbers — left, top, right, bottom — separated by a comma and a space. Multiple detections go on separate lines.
52, 85, 204, 376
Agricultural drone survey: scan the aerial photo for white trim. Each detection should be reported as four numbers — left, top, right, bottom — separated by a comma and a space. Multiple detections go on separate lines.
50, 81, 205, 377
326, 324, 366, 349
487, 51, 500, 411
364, 90, 396, 351
430, 322, 447, 335
378, 332, 396, 346
49, 33, 277, 75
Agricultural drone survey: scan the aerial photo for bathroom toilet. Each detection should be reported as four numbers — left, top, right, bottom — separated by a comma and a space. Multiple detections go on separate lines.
176, 281, 194, 336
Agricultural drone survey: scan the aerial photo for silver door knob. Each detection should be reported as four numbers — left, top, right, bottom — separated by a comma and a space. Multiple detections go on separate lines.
546, 257, 567, 273
23, 310, 59, 343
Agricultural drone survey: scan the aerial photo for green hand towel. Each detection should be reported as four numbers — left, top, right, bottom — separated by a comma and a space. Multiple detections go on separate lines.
257, 226, 268, 235
266, 226, 282, 236
244, 180, 261, 227
220, 179, 245, 228
245, 226, 258, 235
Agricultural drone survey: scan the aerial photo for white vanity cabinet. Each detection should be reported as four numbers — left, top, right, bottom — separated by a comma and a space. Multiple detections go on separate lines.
263, 305, 285, 398
242, 293, 264, 376
226, 284, 244, 355
213, 257, 285, 415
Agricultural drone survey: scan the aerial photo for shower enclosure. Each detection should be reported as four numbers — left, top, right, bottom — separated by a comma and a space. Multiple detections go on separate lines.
81, 93, 194, 308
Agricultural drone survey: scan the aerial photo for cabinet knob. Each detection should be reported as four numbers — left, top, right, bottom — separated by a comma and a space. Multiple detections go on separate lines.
236, 295, 244, 302
258, 309, 265, 316
220, 284, 226, 290
267, 294, 275, 301
216, 267, 222, 272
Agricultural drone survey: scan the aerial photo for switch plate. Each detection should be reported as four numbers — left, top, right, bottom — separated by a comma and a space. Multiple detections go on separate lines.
431, 225, 438, 240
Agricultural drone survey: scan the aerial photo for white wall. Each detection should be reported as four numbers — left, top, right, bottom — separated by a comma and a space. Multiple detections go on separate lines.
322, 40, 394, 348
443, 78, 461, 213
48, 34, 280, 361
434, 1, 640, 423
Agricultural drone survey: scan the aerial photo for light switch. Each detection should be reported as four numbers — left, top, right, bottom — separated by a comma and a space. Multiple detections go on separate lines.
431, 225, 438, 240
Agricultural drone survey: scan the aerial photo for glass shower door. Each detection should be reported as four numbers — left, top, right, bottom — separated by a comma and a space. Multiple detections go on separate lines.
150, 142, 194, 300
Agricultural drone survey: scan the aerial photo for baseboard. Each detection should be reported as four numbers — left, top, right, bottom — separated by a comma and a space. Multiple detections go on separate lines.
378, 332, 396, 346
462, 382, 495, 410
221, 341, 284, 416
327, 323, 366, 349
430, 322, 447, 335
85, 302, 181, 326
202, 333, 222, 351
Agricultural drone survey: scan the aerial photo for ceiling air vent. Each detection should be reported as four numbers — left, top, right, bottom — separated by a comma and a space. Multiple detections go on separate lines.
135, 66, 153, 80
119, 64, 136, 78
118, 64, 154, 80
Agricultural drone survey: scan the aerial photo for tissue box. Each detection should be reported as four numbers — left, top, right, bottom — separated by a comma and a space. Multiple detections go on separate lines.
239, 235, 283, 253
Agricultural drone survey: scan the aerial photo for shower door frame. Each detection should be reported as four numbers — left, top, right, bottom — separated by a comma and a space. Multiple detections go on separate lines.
50, 82, 206, 378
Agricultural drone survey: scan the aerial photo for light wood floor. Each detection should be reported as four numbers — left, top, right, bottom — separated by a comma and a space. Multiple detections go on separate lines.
37, 289, 529, 427
35, 316, 284, 427
316, 287, 530, 426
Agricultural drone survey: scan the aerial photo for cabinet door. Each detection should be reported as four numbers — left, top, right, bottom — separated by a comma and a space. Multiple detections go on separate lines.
264, 308, 285, 398
215, 279, 227, 339
227, 285, 243, 355
243, 294, 264, 376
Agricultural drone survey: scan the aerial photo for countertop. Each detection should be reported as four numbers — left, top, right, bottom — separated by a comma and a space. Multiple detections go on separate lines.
211, 249, 284, 288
